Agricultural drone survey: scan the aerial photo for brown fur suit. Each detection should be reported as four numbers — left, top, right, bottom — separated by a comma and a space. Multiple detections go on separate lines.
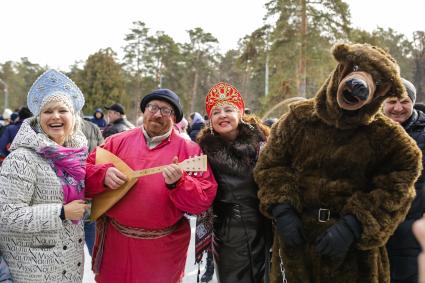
254, 43, 422, 283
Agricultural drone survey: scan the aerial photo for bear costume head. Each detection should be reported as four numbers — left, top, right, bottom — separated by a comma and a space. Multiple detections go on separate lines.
314, 43, 405, 129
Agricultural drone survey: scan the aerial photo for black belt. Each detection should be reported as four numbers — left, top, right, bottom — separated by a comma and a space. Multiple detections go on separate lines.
214, 199, 259, 213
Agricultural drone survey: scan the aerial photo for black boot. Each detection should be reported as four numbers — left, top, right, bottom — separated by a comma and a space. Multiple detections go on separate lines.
201, 251, 214, 282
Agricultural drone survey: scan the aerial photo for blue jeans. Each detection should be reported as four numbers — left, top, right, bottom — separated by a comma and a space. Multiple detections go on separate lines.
84, 221, 96, 256
0, 254, 12, 282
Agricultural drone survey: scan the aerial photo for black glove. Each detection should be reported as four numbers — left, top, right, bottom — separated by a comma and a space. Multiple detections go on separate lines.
271, 204, 305, 247
315, 215, 361, 259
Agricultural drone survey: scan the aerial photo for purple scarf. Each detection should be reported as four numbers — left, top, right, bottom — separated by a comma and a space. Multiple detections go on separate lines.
37, 145, 88, 204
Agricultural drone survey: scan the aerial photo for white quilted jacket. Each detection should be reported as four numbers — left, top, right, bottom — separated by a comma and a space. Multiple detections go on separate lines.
0, 118, 87, 283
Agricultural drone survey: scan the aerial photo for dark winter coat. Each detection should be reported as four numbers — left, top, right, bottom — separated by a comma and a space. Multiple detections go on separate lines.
254, 43, 422, 283
102, 118, 133, 138
198, 117, 271, 283
91, 117, 107, 128
189, 121, 205, 141
91, 110, 107, 128
81, 119, 104, 153
0, 253, 11, 282
0, 120, 23, 157
386, 107, 425, 282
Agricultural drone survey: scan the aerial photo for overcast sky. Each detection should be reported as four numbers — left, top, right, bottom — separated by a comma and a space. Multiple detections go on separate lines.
0, 0, 423, 71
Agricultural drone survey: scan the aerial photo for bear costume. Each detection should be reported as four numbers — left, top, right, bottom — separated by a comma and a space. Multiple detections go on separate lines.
254, 43, 422, 282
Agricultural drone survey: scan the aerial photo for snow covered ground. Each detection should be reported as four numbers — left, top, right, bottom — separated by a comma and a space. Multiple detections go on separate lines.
83, 216, 217, 283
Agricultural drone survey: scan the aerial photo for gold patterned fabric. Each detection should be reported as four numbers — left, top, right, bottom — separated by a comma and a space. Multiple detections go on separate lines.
205, 82, 245, 117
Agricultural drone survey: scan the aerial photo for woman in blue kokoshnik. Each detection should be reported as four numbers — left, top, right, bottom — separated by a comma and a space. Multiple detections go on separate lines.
0, 69, 89, 283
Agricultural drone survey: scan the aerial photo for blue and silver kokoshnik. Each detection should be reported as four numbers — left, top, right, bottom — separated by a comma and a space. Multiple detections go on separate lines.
27, 69, 85, 116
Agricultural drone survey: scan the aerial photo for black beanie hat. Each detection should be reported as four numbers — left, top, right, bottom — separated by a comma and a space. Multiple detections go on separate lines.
140, 89, 183, 122
18, 107, 32, 120
402, 78, 416, 103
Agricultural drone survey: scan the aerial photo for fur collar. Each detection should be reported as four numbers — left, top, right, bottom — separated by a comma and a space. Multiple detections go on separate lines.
198, 120, 267, 175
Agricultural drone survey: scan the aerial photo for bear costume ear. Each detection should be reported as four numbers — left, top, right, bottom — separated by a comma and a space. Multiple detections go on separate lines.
332, 43, 352, 64
332, 43, 357, 81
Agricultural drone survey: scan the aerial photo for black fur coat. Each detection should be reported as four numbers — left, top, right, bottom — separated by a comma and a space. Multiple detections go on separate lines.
198, 117, 271, 282
199, 120, 267, 176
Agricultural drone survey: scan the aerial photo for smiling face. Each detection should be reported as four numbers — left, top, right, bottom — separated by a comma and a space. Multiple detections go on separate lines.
210, 104, 241, 141
382, 96, 413, 124
143, 99, 175, 137
39, 101, 74, 145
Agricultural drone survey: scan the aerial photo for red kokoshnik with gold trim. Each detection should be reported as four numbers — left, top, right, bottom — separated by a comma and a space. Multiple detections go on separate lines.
205, 82, 245, 117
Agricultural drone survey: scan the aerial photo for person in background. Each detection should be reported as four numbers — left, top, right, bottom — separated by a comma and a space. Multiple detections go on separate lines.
413, 218, 425, 283
0, 109, 13, 137
1, 109, 13, 126
175, 117, 191, 140
136, 114, 144, 127
10, 112, 18, 124
80, 118, 104, 256
81, 118, 104, 155
0, 69, 89, 282
189, 112, 205, 141
383, 78, 425, 283
263, 117, 278, 128
0, 106, 33, 158
85, 88, 217, 283
0, 252, 11, 283
196, 82, 271, 283
195, 103, 215, 282
102, 103, 134, 138
91, 108, 107, 129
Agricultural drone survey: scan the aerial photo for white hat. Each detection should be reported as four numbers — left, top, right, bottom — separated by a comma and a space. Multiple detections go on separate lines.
2, 108, 12, 120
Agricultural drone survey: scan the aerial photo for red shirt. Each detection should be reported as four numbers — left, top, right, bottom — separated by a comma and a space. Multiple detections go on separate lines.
85, 128, 217, 283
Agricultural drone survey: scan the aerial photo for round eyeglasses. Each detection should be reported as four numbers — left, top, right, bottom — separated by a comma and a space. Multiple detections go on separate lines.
146, 103, 174, 117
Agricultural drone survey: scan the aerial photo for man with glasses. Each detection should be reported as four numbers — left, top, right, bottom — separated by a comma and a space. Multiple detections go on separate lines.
85, 88, 217, 283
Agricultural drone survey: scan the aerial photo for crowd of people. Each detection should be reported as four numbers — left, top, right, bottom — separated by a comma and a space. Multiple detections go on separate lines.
0, 42, 425, 283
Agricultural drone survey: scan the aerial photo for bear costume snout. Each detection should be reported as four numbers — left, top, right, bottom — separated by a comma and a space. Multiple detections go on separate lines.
337, 71, 375, 110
